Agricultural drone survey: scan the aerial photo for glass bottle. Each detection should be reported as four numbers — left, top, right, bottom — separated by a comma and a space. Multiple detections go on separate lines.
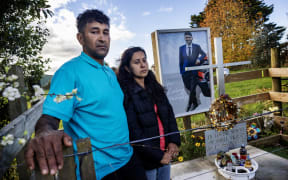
244, 154, 253, 171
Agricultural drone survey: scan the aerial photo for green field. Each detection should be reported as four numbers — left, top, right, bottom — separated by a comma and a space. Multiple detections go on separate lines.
176, 72, 288, 129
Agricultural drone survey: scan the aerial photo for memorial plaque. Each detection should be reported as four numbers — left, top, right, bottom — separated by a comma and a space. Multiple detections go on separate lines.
205, 122, 247, 156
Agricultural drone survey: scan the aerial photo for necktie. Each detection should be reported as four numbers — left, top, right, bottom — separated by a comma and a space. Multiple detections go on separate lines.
188, 47, 192, 56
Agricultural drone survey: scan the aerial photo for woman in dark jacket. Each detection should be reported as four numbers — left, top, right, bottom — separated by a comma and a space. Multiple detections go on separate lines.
118, 47, 181, 180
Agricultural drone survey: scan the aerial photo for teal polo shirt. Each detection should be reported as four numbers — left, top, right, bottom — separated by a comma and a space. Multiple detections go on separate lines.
43, 52, 133, 179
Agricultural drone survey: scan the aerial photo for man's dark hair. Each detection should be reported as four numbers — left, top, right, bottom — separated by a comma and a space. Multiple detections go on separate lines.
77, 9, 110, 32
184, 31, 192, 36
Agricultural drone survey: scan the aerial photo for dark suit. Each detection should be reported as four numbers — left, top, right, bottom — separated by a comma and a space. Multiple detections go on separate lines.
179, 43, 210, 111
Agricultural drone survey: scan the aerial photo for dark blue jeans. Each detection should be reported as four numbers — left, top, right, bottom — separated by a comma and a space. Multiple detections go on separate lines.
145, 164, 171, 180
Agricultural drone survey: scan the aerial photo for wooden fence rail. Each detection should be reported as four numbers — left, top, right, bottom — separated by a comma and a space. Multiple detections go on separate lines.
0, 99, 44, 177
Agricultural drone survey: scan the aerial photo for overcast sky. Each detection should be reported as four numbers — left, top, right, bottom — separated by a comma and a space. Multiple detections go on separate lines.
42, 0, 288, 75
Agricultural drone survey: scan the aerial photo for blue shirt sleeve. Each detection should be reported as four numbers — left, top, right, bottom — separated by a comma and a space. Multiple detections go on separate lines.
43, 65, 76, 122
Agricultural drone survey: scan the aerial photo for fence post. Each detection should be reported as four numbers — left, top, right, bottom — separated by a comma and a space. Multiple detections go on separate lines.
77, 138, 96, 180
183, 116, 191, 130
271, 48, 282, 116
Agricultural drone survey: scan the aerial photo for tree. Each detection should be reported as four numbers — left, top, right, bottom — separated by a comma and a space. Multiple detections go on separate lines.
252, 23, 286, 67
0, 0, 53, 88
199, 0, 261, 63
190, 0, 276, 65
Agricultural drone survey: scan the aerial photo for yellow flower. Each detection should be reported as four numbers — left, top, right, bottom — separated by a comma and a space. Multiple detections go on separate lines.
191, 134, 195, 139
269, 106, 279, 111
202, 143, 205, 147
199, 136, 204, 140
195, 142, 200, 147
178, 156, 184, 162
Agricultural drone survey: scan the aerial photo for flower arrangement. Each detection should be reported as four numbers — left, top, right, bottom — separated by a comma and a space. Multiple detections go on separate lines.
247, 123, 261, 140
208, 94, 239, 131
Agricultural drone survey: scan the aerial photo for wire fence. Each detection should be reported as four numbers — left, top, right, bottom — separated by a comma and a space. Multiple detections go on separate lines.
1, 108, 287, 171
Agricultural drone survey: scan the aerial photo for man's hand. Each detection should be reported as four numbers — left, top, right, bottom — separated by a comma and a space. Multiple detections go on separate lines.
160, 152, 172, 165
25, 129, 72, 175
167, 143, 179, 159
196, 59, 200, 65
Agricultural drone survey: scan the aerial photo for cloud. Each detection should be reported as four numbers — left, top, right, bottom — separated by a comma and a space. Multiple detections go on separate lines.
48, 0, 76, 11
158, 7, 173, 12
42, 1, 135, 74
107, 5, 135, 41
42, 8, 81, 74
142, 11, 151, 16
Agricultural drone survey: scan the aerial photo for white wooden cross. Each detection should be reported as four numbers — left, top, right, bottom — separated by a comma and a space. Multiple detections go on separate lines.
185, 37, 251, 99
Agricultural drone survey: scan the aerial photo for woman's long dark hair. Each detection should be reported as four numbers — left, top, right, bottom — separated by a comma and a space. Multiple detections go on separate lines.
118, 47, 166, 103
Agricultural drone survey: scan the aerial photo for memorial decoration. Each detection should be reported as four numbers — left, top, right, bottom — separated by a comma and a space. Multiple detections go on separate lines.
247, 123, 261, 140
215, 144, 259, 180
208, 94, 238, 131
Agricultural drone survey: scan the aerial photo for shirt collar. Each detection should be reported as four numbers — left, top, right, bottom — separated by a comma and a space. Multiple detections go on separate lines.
80, 51, 109, 69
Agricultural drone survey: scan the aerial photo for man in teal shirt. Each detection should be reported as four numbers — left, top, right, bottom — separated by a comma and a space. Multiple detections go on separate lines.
25, 9, 146, 180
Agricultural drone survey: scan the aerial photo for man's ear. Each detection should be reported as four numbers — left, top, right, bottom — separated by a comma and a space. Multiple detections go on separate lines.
77, 32, 84, 45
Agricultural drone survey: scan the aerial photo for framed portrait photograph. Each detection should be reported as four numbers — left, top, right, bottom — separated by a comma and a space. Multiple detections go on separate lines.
151, 28, 214, 117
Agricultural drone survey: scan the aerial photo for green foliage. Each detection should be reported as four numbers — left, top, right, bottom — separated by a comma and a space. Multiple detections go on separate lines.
251, 23, 286, 67
0, 0, 53, 86
179, 132, 206, 161
190, 0, 285, 68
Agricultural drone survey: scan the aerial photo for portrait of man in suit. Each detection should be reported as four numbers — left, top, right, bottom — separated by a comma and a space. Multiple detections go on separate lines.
179, 31, 211, 112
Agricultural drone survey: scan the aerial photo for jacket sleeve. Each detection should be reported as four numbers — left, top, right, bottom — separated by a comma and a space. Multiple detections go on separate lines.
125, 96, 164, 163
164, 95, 181, 147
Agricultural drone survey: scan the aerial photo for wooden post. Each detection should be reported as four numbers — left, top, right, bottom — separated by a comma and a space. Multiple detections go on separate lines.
77, 138, 96, 180
183, 116, 192, 130
271, 48, 282, 116
58, 146, 76, 180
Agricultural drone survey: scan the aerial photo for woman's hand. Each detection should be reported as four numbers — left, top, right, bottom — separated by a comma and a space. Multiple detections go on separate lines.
160, 152, 172, 164
167, 143, 179, 158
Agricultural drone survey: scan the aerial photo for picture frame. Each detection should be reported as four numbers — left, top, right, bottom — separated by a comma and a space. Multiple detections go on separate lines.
151, 28, 214, 117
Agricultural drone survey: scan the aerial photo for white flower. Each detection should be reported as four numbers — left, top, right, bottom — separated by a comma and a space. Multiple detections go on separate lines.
18, 138, 26, 145
53, 95, 66, 103
6, 74, 18, 82
0, 74, 6, 80
72, 88, 78, 94
33, 85, 44, 97
2, 86, 21, 101
65, 92, 73, 100
1, 134, 14, 146
269, 106, 279, 112
0, 82, 5, 91
13, 82, 19, 88
76, 96, 82, 102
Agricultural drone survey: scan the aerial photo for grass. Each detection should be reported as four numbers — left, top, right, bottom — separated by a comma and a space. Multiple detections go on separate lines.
258, 140, 288, 159
176, 73, 276, 129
